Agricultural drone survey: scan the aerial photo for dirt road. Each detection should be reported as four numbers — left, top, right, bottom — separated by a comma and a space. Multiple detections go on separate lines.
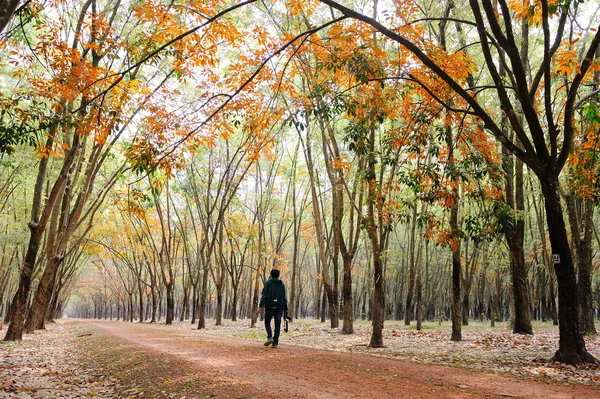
80, 320, 599, 399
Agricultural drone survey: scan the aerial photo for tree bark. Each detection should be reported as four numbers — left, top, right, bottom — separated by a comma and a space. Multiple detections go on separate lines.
404, 202, 418, 326
565, 195, 596, 335
416, 240, 425, 331
503, 146, 533, 334
531, 182, 558, 325
0, 0, 20, 34
197, 265, 209, 329
540, 177, 596, 364
165, 283, 174, 325
367, 125, 384, 348
5, 130, 79, 341
231, 286, 238, 322
450, 199, 462, 342
24, 182, 65, 332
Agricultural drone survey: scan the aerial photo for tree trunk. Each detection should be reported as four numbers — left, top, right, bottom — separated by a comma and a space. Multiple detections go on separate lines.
504, 156, 533, 334
540, 177, 596, 364
150, 286, 157, 323
416, 241, 425, 331
462, 293, 470, 326
191, 284, 198, 324
490, 292, 496, 327
197, 265, 209, 329
129, 295, 134, 322
450, 202, 462, 342
367, 126, 384, 348
300, 125, 338, 329
0, 0, 20, 34
215, 289, 223, 326
331, 256, 340, 329
231, 287, 238, 322
180, 286, 189, 322
5, 130, 79, 341
250, 262, 260, 328
445, 121, 462, 342
342, 253, 353, 333
138, 280, 144, 323
165, 284, 174, 325
289, 143, 300, 320
24, 254, 61, 332
4, 226, 42, 341
532, 184, 558, 325
320, 289, 327, 323
404, 203, 418, 326
565, 196, 596, 335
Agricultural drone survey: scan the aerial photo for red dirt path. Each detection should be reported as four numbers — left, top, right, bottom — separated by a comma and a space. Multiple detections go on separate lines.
81, 320, 599, 399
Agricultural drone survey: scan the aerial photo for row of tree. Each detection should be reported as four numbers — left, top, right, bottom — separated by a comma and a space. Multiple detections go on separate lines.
0, 0, 599, 365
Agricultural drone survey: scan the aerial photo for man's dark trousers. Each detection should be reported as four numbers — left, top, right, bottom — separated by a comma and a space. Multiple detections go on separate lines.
265, 308, 283, 345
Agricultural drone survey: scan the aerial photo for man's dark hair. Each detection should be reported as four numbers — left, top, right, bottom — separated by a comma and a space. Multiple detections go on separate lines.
270, 268, 280, 278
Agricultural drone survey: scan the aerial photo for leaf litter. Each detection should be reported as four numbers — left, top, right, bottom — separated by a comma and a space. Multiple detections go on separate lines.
1, 318, 599, 398
0, 323, 122, 398
169, 318, 600, 386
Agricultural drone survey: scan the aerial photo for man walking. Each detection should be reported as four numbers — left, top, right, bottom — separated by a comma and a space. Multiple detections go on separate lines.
258, 268, 287, 348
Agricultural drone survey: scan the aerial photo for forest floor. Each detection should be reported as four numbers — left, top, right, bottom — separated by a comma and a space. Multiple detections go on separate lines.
168, 318, 600, 385
0, 320, 599, 399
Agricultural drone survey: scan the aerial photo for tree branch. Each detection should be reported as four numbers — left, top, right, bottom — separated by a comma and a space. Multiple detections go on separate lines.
558, 23, 600, 173
319, 0, 529, 164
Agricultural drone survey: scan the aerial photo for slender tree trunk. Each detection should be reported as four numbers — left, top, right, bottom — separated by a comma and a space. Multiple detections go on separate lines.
250, 261, 260, 328
180, 286, 189, 322
444, 121, 462, 342
504, 154, 533, 334
165, 283, 174, 325
197, 265, 209, 329
416, 241, 425, 331
341, 253, 353, 333
367, 126, 384, 348
288, 143, 300, 320
129, 295, 134, 322
215, 288, 223, 326
462, 293, 470, 326
150, 286, 157, 323
191, 284, 198, 324
231, 287, 238, 322
320, 288, 327, 323
404, 203, 418, 326
302, 127, 338, 329
250, 225, 265, 329
138, 281, 144, 323
450, 201, 462, 341
290, 234, 298, 319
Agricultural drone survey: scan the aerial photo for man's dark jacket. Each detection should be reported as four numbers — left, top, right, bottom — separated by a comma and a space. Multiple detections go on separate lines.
259, 278, 288, 310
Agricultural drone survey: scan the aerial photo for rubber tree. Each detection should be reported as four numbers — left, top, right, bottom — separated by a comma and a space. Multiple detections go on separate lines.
320, 0, 600, 364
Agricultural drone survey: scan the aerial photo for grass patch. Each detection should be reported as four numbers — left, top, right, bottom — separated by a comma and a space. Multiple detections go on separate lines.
238, 329, 262, 340
407, 324, 435, 330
